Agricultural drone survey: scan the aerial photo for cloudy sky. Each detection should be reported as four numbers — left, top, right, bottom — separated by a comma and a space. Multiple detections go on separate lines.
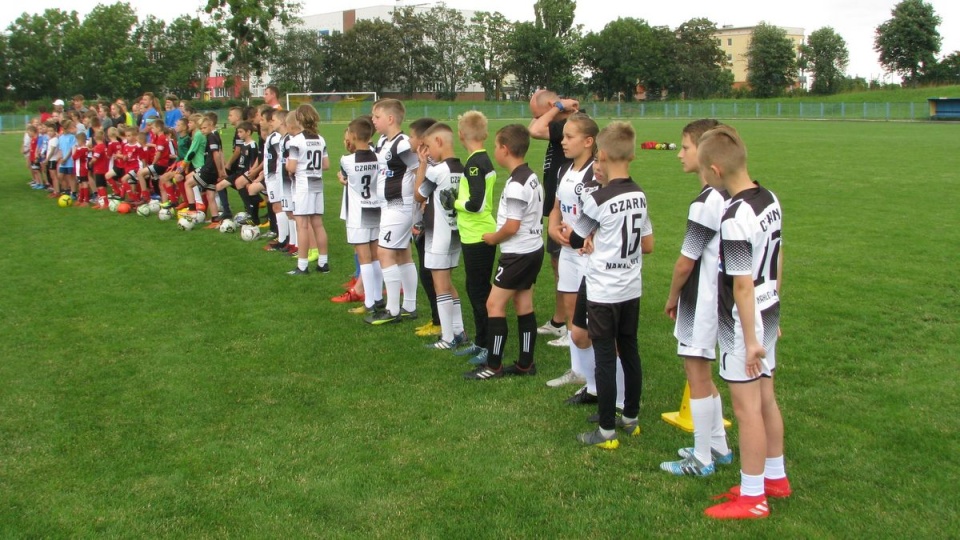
2, 0, 958, 82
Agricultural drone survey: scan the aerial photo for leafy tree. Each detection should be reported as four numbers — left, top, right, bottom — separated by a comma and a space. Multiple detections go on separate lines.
922, 51, 960, 84
465, 11, 513, 100
746, 22, 798, 98
6, 9, 79, 100
801, 27, 849, 95
580, 18, 654, 101
0, 36, 9, 101
874, 0, 941, 85
673, 18, 731, 99
271, 28, 325, 93
534, 0, 576, 39
323, 19, 404, 94
422, 5, 470, 100
161, 16, 219, 100
390, 7, 437, 97
506, 1, 582, 98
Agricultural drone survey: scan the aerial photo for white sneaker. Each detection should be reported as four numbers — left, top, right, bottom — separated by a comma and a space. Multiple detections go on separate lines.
537, 320, 566, 337
547, 332, 570, 347
546, 369, 586, 388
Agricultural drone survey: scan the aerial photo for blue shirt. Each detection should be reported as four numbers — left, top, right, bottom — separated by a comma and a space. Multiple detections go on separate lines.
140, 107, 160, 131
58, 133, 77, 167
165, 108, 183, 129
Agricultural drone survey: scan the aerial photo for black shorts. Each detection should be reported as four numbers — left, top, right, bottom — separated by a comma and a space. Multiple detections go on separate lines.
586, 297, 640, 341
124, 170, 139, 184
195, 169, 219, 191
47, 161, 57, 171
111, 166, 124, 178
94, 173, 107, 187
30, 162, 40, 171
148, 164, 169, 177
572, 278, 588, 330
494, 247, 544, 291
546, 236, 562, 257
226, 172, 248, 188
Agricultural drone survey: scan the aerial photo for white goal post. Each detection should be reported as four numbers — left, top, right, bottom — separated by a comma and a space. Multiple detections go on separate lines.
285, 92, 379, 112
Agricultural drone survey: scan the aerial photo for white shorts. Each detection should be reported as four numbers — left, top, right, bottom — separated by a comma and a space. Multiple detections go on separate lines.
281, 179, 293, 212
720, 339, 776, 382
379, 204, 413, 250
677, 343, 716, 361
557, 247, 588, 293
266, 176, 282, 204
425, 229, 461, 270
347, 226, 379, 245
293, 191, 323, 216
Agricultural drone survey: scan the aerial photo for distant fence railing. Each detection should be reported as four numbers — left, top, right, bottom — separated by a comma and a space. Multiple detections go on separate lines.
0, 101, 949, 132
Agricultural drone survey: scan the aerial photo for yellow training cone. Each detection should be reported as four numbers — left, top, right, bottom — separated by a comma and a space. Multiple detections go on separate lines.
661, 382, 733, 432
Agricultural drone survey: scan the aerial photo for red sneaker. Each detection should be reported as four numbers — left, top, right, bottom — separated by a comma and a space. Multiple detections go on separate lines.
728, 477, 792, 499
705, 494, 769, 520
175, 202, 189, 210
341, 276, 358, 290
331, 289, 364, 304
204, 222, 220, 230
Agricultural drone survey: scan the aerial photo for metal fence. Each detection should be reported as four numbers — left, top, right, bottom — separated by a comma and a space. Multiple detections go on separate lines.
1, 101, 943, 131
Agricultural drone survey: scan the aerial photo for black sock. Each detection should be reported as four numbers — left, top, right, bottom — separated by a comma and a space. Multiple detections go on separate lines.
217, 189, 231, 215
486, 317, 507, 370
550, 318, 564, 328
517, 312, 537, 369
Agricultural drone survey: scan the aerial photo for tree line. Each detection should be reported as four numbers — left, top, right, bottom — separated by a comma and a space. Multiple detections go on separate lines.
0, 0, 955, 107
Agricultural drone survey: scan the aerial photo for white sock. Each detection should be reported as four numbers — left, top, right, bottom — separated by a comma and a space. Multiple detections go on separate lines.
740, 471, 765, 497
318, 254, 328, 266
580, 345, 597, 394
452, 297, 464, 335
399, 262, 418, 312
360, 264, 378, 308
436, 294, 454, 342
711, 394, 731, 454
690, 396, 714, 465
615, 357, 625, 410
192, 186, 202, 202
370, 260, 383, 302
765, 456, 786, 480
382, 265, 401, 316
599, 427, 616, 438
297, 257, 308, 271
289, 216, 298, 246
277, 211, 289, 243
570, 340, 582, 375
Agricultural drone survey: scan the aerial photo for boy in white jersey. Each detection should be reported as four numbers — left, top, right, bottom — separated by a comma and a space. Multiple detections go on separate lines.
569, 121, 653, 449
285, 105, 330, 275
259, 109, 293, 252
660, 119, 733, 477
276, 111, 299, 255
414, 122, 467, 350
698, 125, 789, 520
464, 125, 544, 380
337, 116, 385, 313
366, 99, 420, 325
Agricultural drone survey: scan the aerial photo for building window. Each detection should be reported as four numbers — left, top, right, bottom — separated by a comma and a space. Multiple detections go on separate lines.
727, 54, 733, 62
727, 38, 732, 46
716, 38, 721, 46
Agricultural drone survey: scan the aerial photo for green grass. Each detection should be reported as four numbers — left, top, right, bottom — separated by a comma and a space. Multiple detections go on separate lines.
1, 119, 958, 537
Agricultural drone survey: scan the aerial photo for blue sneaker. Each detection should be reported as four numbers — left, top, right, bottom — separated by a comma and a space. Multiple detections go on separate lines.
659, 456, 716, 477
677, 447, 734, 465
468, 348, 488, 365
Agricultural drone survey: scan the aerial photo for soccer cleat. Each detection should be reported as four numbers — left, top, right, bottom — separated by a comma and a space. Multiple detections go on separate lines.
502, 363, 537, 376
547, 333, 571, 347
726, 477, 792, 499
204, 222, 219, 229
316, 263, 330, 274
616, 416, 641, 437
331, 289, 364, 304
546, 369, 587, 388
414, 321, 442, 337
677, 447, 735, 466
259, 221, 270, 228
468, 348, 489, 366
307, 249, 319, 263
705, 494, 769, 520
341, 276, 358, 290
450, 332, 469, 348
263, 231, 278, 240
286, 268, 310, 276
537, 320, 567, 337
463, 365, 503, 380
586, 409, 623, 424
264, 241, 283, 252
660, 456, 716, 477
577, 428, 619, 450
399, 308, 418, 320
175, 202, 189, 210
425, 337, 458, 350
348, 304, 372, 315
564, 386, 598, 405
453, 343, 484, 357
365, 310, 401, 325
211, 213, 225, 223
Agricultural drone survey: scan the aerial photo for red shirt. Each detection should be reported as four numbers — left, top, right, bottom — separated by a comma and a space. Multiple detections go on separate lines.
107, 140, 124, 170
122, 142, 140, 173
141, 144, 156, 166
153, 133, 171, 167
72, 147, 89, 177
29, 136, 38, 163
91, 143, 110, 175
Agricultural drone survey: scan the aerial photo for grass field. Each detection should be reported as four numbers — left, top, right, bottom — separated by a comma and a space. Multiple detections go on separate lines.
1, 118, 958, 537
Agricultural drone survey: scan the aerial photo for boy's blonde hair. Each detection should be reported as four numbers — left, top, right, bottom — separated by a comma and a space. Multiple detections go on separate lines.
597, 121, 635, 162
457, 111, 488, 142
189, 114, 204, 126
373, 98, 405, 125
424, 122, 453, 141
76, 131, 87, 141
60, 119, 74, 130
107, 126, 119, 139
697, 125, 747, 176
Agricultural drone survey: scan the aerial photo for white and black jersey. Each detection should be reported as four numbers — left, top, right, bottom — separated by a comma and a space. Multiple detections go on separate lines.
556, 159, 599, 254
573, 178, 652, 304
497, 164, 544, 255
288, 132, 327, 194
234, 140, 259, 174
717, 184, 782, 356
264, 131, 281, 180
675, 186, 727, 350
420, 157, 463, 233
341, 149, 383, 229
374, 132, 419, 207
280, 133, 292, 185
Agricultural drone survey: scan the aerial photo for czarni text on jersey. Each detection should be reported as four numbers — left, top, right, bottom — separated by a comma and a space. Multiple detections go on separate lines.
609, 197, 646, 213
354, 163, 378, 172
760, 208, 781, 231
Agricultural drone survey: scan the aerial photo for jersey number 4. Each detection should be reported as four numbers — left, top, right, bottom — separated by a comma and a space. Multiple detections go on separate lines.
619, 214, 644, 259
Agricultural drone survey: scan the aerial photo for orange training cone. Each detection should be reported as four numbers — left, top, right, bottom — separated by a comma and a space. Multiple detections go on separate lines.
661, 382, 733, 432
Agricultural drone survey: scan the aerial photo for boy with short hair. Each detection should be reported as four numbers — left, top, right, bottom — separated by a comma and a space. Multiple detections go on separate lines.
184, 117, 225, 219
136, 119, 172, 203
464, 124, 543, 380
56, 120, 78, 199
45, 121, 60, 198
698, 126, 789, 520
414, 122, 467, 349
214, 120, 261, 228
569, 121, 653, 449
90, 130, 111, 209
453, 111, 498, 364
72, 132, 90, 206
366, 99, 420, 324
660, 119, 733, 477
407, 117, 441, 335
